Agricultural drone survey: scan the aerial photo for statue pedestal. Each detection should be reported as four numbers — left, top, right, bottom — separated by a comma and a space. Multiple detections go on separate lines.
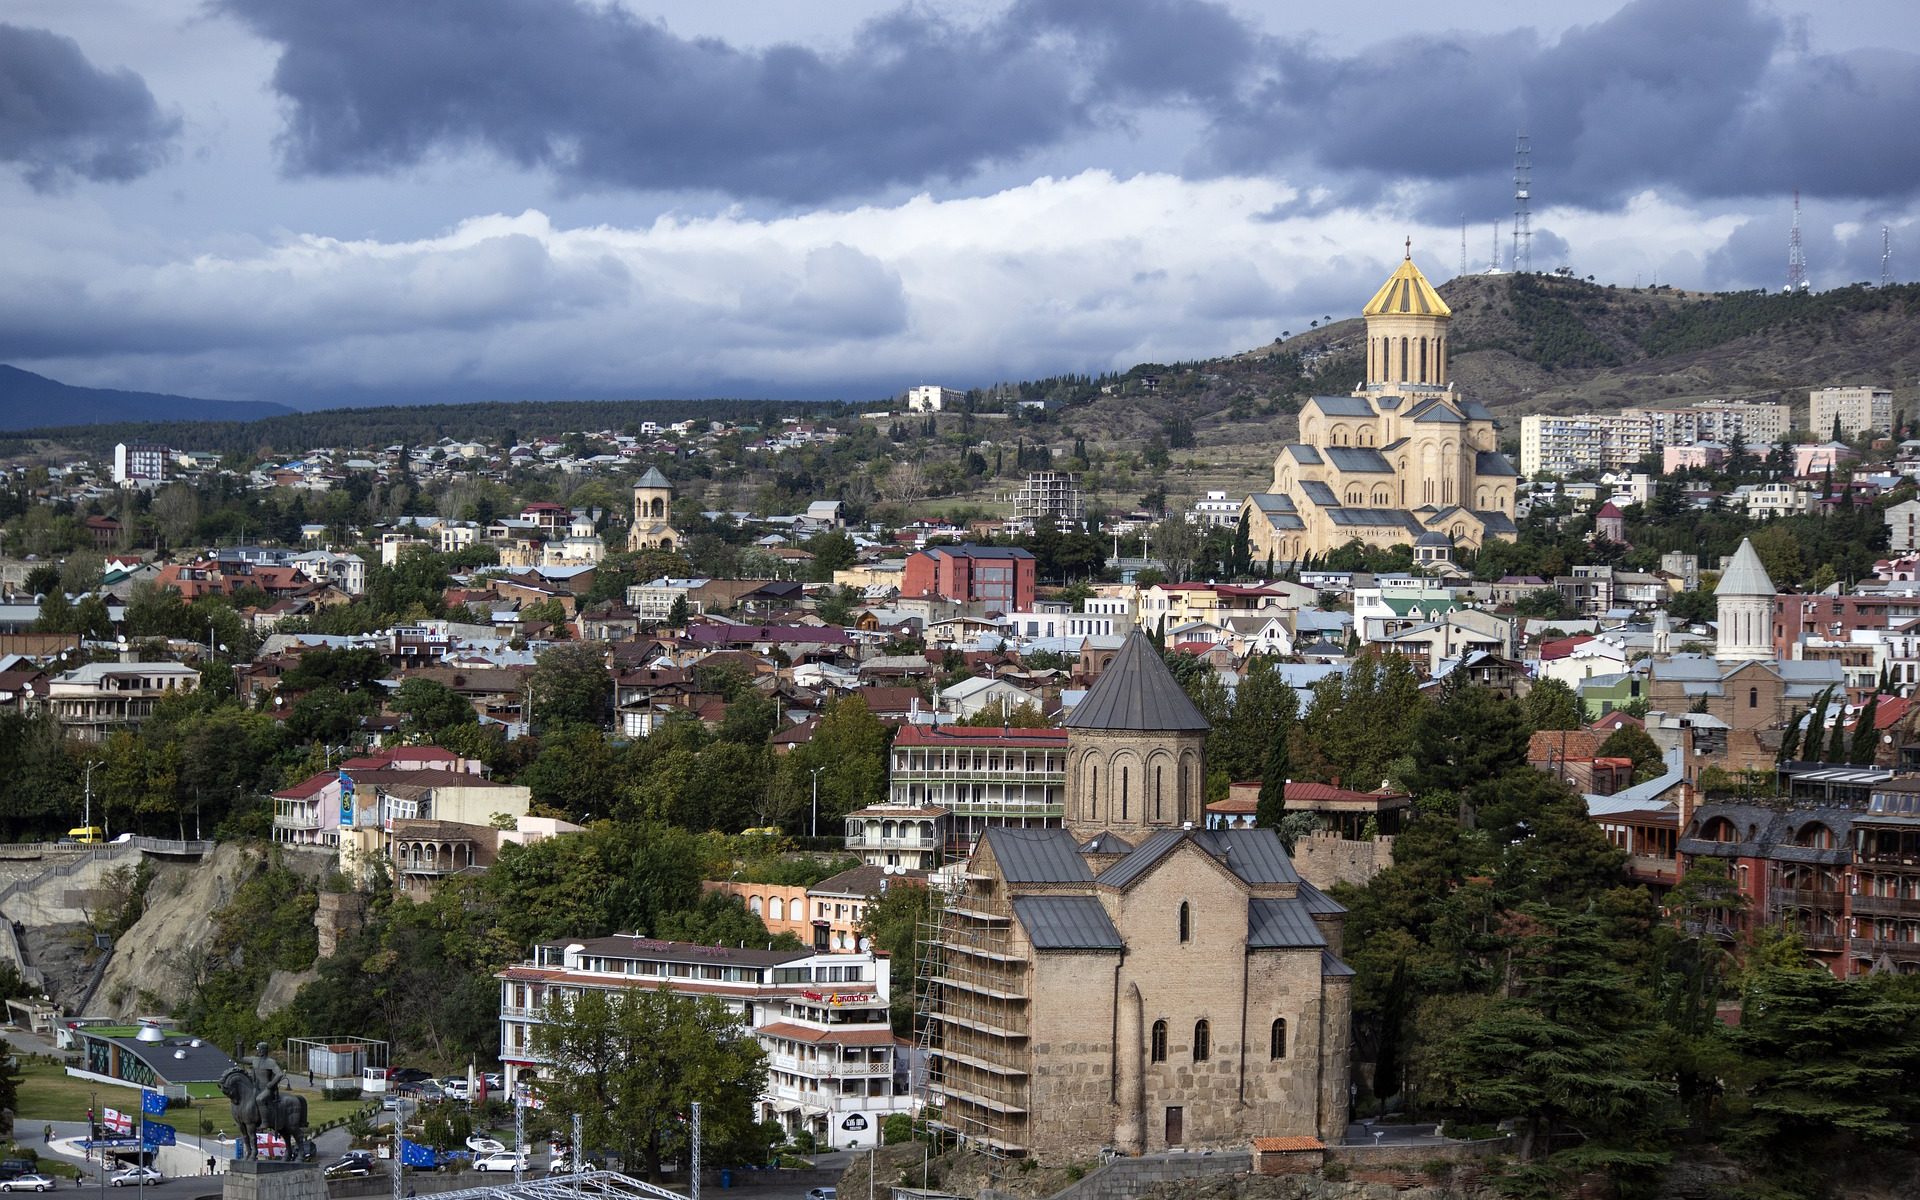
223, 1159, 326, 1200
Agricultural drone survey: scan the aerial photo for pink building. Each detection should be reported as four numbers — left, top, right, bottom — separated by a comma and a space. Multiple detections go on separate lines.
1793, 441, 1860, 477
1663, 443, 1726, 474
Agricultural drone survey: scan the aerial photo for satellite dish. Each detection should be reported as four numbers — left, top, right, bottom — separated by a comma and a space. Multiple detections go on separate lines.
858, 937, 872, 953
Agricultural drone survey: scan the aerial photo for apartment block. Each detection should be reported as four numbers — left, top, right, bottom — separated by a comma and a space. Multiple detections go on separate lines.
1809, 386, 1894, 440
888, 724, 1067, 851
1626, 400, 1791, 448
906, 385, 964, 413
1010, 471, 1084, 531
1519, 413, 1653, 477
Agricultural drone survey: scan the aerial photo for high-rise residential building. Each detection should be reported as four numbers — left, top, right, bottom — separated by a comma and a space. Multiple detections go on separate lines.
112, 442, 170, 486
1626, 400, 1792, 449
1519, 413, 1654, 477
1809, 386, 1894, 440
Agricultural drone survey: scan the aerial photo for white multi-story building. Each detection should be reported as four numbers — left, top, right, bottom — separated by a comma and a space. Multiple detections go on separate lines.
48, 661, 199, 742
889, 724, 1066, 850
1809, 386, 1893, 440
1627, 400, 1791, 448
1519, 413, 1654, 477
999, 608, 1121, 641
1190, 489, 1242, 529
1741, 481, 1816, 520
1888, 498, 1920, 555
497, 937, 908, 1150
112, 443, 170, 486
905, 385, 963, 413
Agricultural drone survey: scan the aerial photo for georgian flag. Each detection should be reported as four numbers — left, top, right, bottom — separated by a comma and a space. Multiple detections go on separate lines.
253, 1132, 287, 1157
103, 1109, 133, 1135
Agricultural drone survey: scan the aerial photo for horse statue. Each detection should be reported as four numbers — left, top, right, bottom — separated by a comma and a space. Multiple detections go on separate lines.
219, 1063, 312, 1161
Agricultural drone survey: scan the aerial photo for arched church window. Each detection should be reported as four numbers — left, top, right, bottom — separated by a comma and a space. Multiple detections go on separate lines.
1178, 901, 1190, 943
1270, 1018, 1287, 1060
1192, 1020, 1210, 1062
1151, 1021, 1167, 1063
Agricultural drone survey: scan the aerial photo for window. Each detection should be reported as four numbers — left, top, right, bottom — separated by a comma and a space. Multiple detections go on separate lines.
1178, 902, 1190, 943
1270, 1018, 1287, 1060
1749, 687, 1759, 709
1150, 1020, 1167, 1063
1192, 1020, 1210, 1062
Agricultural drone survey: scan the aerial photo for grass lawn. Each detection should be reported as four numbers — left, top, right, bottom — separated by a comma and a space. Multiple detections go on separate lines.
12, 1062, 373, 1132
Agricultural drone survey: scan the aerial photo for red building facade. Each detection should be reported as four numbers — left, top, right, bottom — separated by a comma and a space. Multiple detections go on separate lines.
900, 545, 1036, 613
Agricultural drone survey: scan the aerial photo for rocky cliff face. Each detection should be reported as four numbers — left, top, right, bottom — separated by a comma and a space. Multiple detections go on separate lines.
92, 843, 265, 1017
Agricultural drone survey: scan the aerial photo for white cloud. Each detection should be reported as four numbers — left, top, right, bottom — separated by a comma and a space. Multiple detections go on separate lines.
1, 170, 1909, 405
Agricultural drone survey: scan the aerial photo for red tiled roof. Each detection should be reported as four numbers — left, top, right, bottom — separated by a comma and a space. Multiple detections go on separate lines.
1251, 1136, 1324, 1153
893, 724, 1066, 747
272, 772, 334, 800
1537, 636, 1594, 661
1529, 730, 1606, 762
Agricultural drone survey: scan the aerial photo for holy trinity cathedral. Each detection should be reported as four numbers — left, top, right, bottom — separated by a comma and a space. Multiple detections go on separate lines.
1240, 248, 1521, 564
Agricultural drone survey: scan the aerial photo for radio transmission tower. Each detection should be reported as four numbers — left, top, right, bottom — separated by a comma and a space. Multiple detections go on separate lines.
1786, 190, 1807, 292
1460, 218, 1468, 277
1883, 225, 1894, 288
1488, 221, 1501, 274
1511, 131, 1532, 274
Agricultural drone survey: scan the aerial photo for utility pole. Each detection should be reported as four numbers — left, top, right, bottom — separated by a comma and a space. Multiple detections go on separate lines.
690, 1101, 701, 1200
83, 760, 99, 838
810, 767, 824, 839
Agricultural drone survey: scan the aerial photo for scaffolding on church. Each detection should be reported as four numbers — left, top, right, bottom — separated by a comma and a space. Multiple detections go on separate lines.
915, 862, 1029, 1158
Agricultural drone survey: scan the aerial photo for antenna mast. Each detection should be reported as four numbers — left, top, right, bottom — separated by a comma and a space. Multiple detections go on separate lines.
1883, 225, 1894, 289
1786, 189, 1807, 293
1488, 221, 1501, 274
1460, 217, 1468, 277
1511, 130, 1532, 274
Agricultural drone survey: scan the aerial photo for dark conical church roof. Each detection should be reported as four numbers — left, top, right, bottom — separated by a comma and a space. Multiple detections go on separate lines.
1064, 630, 1211, 732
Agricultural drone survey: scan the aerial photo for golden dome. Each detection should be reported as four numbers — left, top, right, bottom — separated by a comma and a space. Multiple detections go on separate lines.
1362, 244, 1451, 318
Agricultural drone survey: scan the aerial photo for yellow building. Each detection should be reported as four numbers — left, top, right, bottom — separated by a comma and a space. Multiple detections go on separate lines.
1241, 248, 1520, 563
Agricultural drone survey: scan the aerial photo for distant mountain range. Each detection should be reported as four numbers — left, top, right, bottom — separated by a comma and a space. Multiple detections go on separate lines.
0, 365, 293, 431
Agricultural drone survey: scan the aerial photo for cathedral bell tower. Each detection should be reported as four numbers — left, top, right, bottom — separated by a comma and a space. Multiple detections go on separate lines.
1362, 239, 1452, 397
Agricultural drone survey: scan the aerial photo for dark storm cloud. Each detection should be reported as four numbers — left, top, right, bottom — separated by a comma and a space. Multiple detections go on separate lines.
219, 0, 1920, 210
0, 24, 178, 189
1208, 0, 1920, 211
216, 0, 1093, 203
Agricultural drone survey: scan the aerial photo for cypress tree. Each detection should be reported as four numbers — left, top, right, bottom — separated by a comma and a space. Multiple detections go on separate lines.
1802, 686, 1832, 763
1233, 513, 1252, 579
1255, 729, 1290, 831
1850, 689, 1883, 764
1776, 706, 1803, 763
1824, 697, 1852, 765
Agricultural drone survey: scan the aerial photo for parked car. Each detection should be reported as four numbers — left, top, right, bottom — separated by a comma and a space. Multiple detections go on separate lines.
472, 1152, 527, 1173
440, 1078, 470, 1101
109, 1168, 162, 1187
0, 1174, 58, 1192
807, 1188, 838, 1200
481, 1073, 503, 1091
324, 1157, 373, 1179
389, 1068, 435, 1085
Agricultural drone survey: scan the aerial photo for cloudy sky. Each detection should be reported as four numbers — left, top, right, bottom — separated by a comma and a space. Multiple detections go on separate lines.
3, 0, 1918, 409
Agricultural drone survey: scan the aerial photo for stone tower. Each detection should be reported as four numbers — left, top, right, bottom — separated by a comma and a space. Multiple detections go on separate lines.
1063, 631, 1210, 842
627, 465, 680, 552
1714, 537, 1775, 663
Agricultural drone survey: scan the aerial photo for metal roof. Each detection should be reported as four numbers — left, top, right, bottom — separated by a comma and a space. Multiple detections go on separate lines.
1198, 828, 1301, 884
1062, 630, 1211, 732
1283, 444, 1324, 465
1078, 832, 1134, 855
1247, 898, 1326, 948
1012, 896, 1123, 950
1475, 450, 1519, 477
1321, 950, 1356, 978
1714, 537, 1775, 597
981, 827, 1093, 883
1295, 880, 1346, 916
1305, 395, 1376, 418
1248, 492, 1297, 514
1324, 447, 1393, 474
633, 467, 672, 488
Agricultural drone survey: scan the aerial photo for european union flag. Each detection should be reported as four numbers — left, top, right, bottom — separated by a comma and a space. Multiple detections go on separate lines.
141, 1091, 169, 1116
399, 1140, 438, 1169
141, 1121, 175, 1147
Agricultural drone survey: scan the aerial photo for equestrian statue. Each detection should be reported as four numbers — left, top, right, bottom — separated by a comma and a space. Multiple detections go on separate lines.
220, 1043, 312, 1161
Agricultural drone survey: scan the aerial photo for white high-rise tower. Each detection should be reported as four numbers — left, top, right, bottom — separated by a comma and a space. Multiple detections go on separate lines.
1714, 538, 1776, 663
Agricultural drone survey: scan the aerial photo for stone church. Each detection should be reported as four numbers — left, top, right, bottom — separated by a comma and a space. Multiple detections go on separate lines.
923, 632, 1352, 1160
1241, 248, 1521, 564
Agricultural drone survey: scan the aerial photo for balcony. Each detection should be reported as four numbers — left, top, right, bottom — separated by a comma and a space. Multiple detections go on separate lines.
1800, 932, 1847, 953
1771, 887, 1846, 911
274, 810, 326, 830
1850, 937, 1920, 958
1624, 855, 1678, 884
767, 1053, 894, 1079
1849, 894, 1920, 919
845, 834, 936, 851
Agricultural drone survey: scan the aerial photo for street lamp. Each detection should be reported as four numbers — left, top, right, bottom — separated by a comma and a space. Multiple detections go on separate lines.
810, 766, 824, 839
